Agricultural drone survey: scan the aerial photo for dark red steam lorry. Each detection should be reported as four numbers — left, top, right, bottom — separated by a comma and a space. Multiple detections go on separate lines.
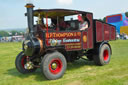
15, 3, 116, 80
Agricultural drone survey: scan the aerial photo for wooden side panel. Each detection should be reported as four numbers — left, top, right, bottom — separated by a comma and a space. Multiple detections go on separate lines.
104, 24, 110, 41
88, 27, 93, 49
96, 21, 103, 42
95, 20, 116, 43
86, 14, 93, 49
110, 26, 116, 40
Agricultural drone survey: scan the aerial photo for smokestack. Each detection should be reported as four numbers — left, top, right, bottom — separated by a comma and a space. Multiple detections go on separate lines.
25, 3, 35, 34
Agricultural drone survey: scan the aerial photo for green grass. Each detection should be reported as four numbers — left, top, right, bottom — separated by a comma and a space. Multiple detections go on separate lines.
0, 40, 128, 85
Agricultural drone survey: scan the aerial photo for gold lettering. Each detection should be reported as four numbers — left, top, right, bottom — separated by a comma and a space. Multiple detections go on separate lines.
74, 32, 77, 37
46, 33, 49, 38
56, 33, 59, 37
77, 32, 81, 36
46, 32, 81, 38
60, 33, 64, 37
49, 33, 53, 38
63, 33, 67, 37
52, 33, 56, 38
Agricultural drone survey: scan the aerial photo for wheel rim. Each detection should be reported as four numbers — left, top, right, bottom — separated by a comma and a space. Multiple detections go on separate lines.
103, 49, 109, 61
21, 56, 27, 68
49, 58, 63, 74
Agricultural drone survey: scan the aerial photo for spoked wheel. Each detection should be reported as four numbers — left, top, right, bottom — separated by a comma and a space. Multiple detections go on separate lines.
93, 44, 111, 66
15, 51, 37, 74
41, 51, 67, 80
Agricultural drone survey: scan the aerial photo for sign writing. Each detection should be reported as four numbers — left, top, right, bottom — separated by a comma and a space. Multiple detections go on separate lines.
46, 32, 82, 50
46, 32, 81, 38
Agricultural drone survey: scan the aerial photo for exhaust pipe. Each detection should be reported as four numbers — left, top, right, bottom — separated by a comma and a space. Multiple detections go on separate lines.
25, 3, 34, 35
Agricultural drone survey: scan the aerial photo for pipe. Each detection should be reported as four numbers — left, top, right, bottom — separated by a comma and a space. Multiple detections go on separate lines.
25, 4, 34, 35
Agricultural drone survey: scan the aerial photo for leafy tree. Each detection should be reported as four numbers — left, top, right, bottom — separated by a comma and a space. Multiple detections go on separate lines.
98, 19, 103, 21
11, 30, 17, 36
125, 12, 128, 17
0, 31, 9, 37
11, 30, 24, 36
103, 17, 106, 22
98, 17, 106, 23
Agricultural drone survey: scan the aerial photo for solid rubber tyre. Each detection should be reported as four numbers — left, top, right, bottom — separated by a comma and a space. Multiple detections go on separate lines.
15, 51, 37, 74
93, 44, 111, 66
40, 51, 67, 80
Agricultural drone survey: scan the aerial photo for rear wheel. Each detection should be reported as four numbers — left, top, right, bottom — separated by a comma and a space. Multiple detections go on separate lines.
93, 44, 111, 66
40, 51, 67, 80
15, 52, 37, 74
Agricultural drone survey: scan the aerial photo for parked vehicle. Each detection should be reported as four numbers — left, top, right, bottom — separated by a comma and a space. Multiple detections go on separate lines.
15, 3, 116, 80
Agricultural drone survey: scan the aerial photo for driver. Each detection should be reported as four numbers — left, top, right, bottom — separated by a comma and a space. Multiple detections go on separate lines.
78, 15, 88, 30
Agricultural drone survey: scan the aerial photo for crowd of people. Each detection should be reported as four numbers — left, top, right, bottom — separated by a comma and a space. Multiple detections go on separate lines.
0, 35, 24, 42
116, 32, 128, 40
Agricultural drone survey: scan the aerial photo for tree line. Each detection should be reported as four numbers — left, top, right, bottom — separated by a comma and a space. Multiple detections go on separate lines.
0, 30, 24, 37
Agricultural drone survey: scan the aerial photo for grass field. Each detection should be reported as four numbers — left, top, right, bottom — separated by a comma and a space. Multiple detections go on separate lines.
0, 40, 128, 85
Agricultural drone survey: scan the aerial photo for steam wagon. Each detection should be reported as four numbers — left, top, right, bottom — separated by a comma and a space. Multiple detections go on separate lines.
15, 3, 116, 80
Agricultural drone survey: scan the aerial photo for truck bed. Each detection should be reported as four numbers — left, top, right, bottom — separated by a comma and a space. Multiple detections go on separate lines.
94, 20, 116, 42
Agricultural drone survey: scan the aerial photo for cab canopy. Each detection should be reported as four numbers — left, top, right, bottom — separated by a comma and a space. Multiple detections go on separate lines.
32, 9, 92, 18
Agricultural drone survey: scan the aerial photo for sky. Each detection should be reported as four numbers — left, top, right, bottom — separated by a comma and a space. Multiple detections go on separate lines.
0, 0, 128, 29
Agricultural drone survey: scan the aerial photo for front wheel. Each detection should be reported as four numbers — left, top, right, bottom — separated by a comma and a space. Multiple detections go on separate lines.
15, 52, 37, 74
93, 44, 111, 66
40, 51, 67, 80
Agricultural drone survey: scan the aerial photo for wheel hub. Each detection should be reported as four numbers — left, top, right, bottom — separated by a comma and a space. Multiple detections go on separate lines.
51, 62, 57, 70
49, 59, 63, 74
104, 49, 109, 61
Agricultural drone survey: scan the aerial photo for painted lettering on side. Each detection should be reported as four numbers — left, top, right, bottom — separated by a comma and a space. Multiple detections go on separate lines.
46, 32, 81, 38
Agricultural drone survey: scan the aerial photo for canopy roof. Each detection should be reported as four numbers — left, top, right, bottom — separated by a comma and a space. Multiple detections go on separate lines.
32, 9, 92, 18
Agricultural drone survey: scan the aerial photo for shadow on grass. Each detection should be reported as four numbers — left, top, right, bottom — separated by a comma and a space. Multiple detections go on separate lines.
5, 68, 48, 81
67, 59, 95, 70
6, 59, 95, 81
